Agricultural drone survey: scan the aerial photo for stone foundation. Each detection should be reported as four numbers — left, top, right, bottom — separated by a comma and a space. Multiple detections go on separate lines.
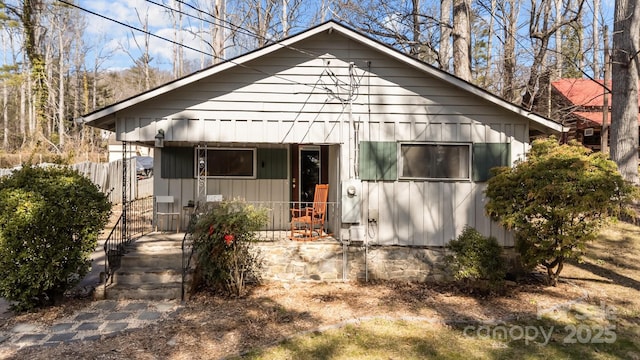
252, 240, 454, 283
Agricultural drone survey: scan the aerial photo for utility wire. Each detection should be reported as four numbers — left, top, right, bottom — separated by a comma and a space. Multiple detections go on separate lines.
57, 0, 214, 58
145, 0, 248, 40
146, 0, 322, 59
56, 0, 326, 90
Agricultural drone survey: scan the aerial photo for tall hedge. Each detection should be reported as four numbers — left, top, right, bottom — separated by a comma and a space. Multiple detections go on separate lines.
0, 165, 111, 310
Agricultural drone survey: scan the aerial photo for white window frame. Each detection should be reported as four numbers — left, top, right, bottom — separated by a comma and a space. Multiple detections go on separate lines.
195, 147, 257, 179
398, 142, 471, 181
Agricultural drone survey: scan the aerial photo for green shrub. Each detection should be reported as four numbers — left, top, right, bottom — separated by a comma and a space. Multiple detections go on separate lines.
485, 138, 637, 285
191, 200, 268, 297
0, 165, 111, 311
446, 226, 507, 289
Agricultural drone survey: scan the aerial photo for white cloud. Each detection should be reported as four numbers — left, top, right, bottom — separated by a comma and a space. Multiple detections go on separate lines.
79, 0, 202, 71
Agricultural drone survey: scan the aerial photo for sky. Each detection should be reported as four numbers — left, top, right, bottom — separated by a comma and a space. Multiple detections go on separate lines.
79, 0, 212, 71
77, 0, 616, 74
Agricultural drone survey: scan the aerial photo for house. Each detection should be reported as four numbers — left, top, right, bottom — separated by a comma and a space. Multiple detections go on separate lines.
551, 78, 640, 151
81, 21, 563, 252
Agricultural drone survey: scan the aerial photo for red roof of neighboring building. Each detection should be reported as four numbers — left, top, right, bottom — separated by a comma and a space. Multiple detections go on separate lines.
575, 111, 640, 126
552, 78, 640, 125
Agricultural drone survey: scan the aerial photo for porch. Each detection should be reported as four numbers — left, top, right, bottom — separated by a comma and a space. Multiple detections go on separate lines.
159, 201, 344, 242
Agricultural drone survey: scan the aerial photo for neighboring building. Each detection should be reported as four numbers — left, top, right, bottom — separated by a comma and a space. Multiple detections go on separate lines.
551, 78, 640, 151
81, 21, 563, 247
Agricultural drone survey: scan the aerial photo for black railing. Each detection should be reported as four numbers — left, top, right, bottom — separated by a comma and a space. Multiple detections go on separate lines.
181, 204, 199, 301
103, 197, 153, 286
103, 214, 124, 286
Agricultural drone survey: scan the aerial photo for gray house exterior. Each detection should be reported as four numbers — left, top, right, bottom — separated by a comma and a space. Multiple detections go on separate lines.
82, 21, 563, 248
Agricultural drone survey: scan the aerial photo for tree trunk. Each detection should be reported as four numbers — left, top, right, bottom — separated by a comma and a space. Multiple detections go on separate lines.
439, 0, 452, 71
212, 0, 226, 64
22, 0, 47, 145
592, 0, 600, 77
502, 0, 519, 101
554, 0, 563, 79
485, 0, 496, 87
410, 0, 421, 56
452, 0, 472, 80
58, 31, 65, 148
2, 30, 8, 149
610, 0, 640, 184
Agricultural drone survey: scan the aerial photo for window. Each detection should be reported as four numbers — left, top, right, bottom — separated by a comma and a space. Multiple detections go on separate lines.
400, 143, 470, 180
199, 148, 256, 178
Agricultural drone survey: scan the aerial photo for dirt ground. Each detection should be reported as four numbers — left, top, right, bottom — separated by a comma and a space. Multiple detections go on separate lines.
0, 277, 593, 360
1, 223, 639, 360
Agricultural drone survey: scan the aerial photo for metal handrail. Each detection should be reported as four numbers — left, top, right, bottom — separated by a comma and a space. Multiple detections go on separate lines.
181, 204, 200, 302
103, 214, 123, 286
103, 197, 153, 288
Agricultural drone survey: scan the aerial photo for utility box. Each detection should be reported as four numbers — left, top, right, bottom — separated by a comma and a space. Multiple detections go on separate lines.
349, 225, 366, 242
341, 178, 362, 223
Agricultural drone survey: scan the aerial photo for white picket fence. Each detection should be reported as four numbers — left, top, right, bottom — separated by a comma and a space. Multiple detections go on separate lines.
0, 159, 152, 205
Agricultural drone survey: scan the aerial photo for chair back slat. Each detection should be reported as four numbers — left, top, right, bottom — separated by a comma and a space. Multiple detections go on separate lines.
313, 184, 329, 219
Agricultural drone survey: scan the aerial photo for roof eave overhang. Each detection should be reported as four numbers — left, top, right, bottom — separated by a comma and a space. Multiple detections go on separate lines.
81, 21, 565, 135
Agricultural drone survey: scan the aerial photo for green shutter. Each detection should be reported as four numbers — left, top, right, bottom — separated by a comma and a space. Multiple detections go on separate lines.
472, 143, 510, 182
161, 147, 194, 179
359, 141, 397, 181
257, 148, 288, 179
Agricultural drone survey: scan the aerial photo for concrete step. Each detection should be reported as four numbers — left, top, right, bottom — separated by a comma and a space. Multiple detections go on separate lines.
112, 268, 183, 285
104, 233, 194, 300
127, 239, 185, 251
106, 283, 183, 300
120, 251, 183, 268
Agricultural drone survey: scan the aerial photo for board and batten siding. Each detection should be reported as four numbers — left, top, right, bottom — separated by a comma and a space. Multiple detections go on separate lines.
115, 32, 532, 148
153, 145, 291, 230
115, 31, 531, 246
360, 121, 522, 247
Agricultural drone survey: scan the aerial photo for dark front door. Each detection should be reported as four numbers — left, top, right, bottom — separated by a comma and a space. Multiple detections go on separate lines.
299, 147, 321, 203
291, 145, 329, 203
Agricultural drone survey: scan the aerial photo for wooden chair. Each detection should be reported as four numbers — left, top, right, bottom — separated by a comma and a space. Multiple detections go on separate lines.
290, 184, 329, 241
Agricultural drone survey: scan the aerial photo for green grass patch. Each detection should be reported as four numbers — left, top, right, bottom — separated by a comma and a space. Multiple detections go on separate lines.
238, 317, 640, 360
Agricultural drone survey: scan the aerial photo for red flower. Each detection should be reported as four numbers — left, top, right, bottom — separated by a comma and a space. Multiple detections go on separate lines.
224, 234, 234, 245
208, 225, 214, 236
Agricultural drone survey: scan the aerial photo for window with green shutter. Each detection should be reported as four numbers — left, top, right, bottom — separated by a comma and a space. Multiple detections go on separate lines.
399, 143, 471, 180
472, 143, 510, 182
359, 141, 397, 180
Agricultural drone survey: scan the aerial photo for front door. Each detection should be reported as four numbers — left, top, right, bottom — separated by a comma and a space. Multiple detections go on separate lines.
299, 147, 321, 203
291, 145, 329, 203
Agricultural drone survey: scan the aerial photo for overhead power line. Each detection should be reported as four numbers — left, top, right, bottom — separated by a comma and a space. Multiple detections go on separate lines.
54, 0, 339, 91
145, 0, 321, 59
57, 0, 214, 58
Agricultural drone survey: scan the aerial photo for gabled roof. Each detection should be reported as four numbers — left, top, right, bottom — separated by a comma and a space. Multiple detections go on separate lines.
81, 20, 564, 133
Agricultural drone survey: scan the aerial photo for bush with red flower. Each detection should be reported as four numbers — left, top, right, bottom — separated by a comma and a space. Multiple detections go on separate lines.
191, 200, 268, 297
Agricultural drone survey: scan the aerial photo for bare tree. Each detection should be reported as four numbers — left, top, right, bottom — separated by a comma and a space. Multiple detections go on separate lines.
592, 0, 600, 77
610, 0, 639, 184
440, 0, 452, 71
521, 0, 584, 109
452, 0, 471, 80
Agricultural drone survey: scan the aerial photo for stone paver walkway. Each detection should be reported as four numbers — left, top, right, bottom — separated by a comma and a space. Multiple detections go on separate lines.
0, 299, 181, 350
